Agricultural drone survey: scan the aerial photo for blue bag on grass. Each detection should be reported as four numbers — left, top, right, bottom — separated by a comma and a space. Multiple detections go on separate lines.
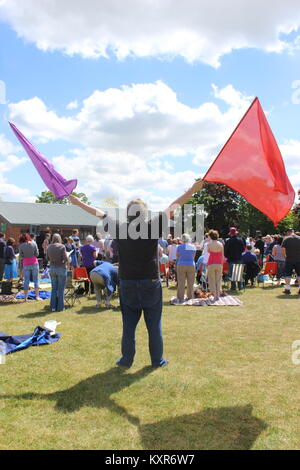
0, 326, 61, 354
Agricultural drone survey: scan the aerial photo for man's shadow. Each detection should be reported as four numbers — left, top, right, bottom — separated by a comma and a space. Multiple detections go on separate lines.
139, 404, 267, 450
1, 369, 267, 449
1, 366, 151, 424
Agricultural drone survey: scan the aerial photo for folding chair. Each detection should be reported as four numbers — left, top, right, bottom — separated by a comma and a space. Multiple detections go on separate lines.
197, 265, 208, 292
258, 262, 278, 288
222, 262, 230, 289
160, 262, 170, 287
64, 270, 80, 308
73, 267, 91, 295
229, 264, 245, 291
168, 260, 177, 284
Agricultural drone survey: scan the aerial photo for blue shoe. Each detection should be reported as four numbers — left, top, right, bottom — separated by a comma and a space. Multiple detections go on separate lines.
152, 359, 169, 368
115, 358, 132, 369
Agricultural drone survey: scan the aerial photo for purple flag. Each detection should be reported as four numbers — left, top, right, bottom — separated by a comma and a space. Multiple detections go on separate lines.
9, 122, 77, 199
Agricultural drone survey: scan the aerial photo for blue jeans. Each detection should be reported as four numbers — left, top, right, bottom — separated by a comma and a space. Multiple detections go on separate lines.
49, 267, 67, 312
23, 264, 39, 290
118, 279, 167, 367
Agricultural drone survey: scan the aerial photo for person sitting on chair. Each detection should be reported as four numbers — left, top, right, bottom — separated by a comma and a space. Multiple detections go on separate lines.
242, 245, 260, 287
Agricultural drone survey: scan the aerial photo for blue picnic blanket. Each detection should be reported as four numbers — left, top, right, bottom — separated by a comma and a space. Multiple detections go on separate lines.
15, 290, 51, 300
0, 326, 61, 354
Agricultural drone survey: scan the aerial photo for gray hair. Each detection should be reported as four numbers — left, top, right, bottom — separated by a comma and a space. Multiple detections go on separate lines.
182, 233, 191, 243
52, 234, 62, 244
86, 235, 94, 243
127, 199, 148, 222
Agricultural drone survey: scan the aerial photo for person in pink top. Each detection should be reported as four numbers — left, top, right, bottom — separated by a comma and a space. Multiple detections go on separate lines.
19, 233, 41, 301
207, 229, 224, 302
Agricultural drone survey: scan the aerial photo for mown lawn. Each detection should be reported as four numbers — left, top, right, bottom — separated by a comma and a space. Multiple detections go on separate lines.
0, 283, 300, 450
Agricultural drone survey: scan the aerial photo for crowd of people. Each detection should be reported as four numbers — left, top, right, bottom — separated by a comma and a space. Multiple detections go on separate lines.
1, 177, 300, 368
158, 227, 300, 302
1, 225, 300, 310
0, 229, 119, 311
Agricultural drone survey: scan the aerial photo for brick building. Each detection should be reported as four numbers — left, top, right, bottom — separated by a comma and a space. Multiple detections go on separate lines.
0, 201, 101, 242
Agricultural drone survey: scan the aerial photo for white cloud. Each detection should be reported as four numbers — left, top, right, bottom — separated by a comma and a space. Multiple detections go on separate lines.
8, 97, 80, 142
6, 81, 256, 207
66, 100, 79, 110
52, 147, 200, 211
0, 134, 35, 202
8, 80, 299, 208
8, 81, 253, 159
0, 134, 27, 172
0, 133, 19, 156
0, 176, 35, 202
212, 84, 253, 109
1, 0, 300, 66
280, 140, 300, 172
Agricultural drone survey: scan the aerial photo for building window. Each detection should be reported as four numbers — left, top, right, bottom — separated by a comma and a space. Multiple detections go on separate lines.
30, 225, 40, 234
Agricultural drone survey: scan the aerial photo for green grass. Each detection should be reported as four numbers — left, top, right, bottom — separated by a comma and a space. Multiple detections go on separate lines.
1, 284, 300, 450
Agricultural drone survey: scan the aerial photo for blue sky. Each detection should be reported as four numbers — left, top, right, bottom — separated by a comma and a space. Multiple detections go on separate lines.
0, 0, 300, 210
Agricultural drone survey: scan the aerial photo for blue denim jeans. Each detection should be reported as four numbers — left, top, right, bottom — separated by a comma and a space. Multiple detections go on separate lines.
49, 267, 67, 312
118, 279, 167, 367
23, 264, 39, 290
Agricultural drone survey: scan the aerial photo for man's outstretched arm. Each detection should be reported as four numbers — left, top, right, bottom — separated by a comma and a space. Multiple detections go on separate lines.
69, 194, 106, 219
69, 178, 204, 220
163, 178, 204, 219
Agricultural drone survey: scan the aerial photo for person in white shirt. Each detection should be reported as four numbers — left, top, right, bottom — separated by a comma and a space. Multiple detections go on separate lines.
167, 239, 178, 262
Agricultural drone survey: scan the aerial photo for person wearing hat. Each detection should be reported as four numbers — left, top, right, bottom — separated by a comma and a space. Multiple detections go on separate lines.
281, 229, 300, 295
224, 227, 245, 291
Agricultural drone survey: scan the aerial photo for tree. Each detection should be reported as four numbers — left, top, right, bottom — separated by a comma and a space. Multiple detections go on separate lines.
236, 197, 275, 235
237, 198, 300, 235
101, 197, 119, 208
187, 181, 300, 237
187, 182, 240, 237
36, 190, 91, 205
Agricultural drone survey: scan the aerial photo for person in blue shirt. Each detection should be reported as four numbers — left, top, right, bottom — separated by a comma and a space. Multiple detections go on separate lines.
158, 237, 168, 254
176, 233, 196, 302
196, 254, 205, 274
89, 260, 119, 308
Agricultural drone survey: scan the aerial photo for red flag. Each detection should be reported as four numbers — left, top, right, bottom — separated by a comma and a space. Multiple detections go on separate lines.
203, 98, 295, 226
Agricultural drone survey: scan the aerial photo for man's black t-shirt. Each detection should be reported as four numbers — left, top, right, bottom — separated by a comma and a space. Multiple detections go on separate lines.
282, 235, 300, 263
105, 214, 164, 280
224, 236, 244, 263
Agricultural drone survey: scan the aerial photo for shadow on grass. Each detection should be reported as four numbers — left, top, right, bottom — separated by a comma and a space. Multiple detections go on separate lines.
1, 366, 267, 449
139, 404, 267, 450
75, 304, 121, 314
18, 305, 52, 319
0, 367, 152, 421
276, 294, 300, 300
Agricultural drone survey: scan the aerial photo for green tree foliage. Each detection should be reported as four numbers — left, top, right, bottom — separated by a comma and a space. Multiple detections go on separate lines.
188, 181, 300, 236
36, 190, 90, 205
188, 182, 240, 237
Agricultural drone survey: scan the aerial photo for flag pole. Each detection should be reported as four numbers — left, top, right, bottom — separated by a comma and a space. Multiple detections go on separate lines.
202, 97, 259, 180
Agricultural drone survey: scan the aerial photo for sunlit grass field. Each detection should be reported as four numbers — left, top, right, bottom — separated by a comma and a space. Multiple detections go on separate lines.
1, 283, 300, 450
